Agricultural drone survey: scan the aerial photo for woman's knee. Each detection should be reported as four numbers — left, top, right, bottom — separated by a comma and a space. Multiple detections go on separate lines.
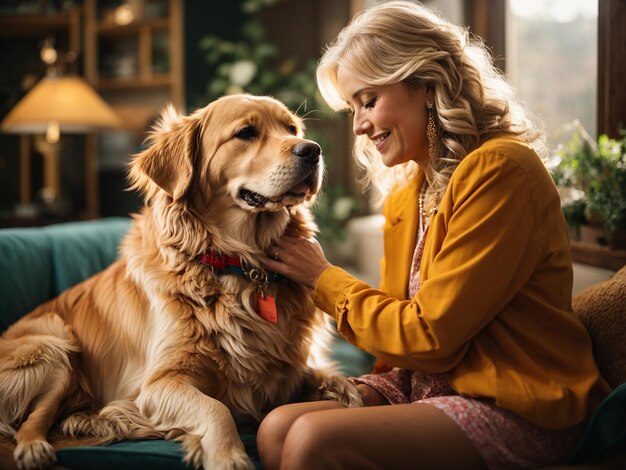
259, 406, 289, 440
281, 412, 339, 470
259, 401, 346, 469
257, 406, 293, 467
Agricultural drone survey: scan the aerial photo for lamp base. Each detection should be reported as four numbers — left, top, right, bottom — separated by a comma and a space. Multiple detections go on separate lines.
13, 202, 40, 219
34, 136, 72, 216
37, 188, 73, 216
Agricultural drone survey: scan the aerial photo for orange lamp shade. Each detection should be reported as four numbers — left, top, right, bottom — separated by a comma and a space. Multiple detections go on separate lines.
1, 75, 121, 133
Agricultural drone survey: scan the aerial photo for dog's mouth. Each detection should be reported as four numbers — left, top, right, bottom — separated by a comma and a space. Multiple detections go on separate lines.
239, 173, 317, 208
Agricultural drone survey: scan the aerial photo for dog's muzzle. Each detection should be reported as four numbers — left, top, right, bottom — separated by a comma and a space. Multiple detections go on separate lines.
238, 141, 323, 209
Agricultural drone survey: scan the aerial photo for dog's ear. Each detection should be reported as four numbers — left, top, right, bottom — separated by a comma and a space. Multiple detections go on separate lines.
129, 106, 201, 201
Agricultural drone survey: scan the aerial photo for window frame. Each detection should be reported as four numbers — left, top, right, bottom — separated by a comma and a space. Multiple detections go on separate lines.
465, 0, 625, 139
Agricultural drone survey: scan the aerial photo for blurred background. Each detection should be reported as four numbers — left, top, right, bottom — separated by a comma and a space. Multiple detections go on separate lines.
0, 0, 624, 288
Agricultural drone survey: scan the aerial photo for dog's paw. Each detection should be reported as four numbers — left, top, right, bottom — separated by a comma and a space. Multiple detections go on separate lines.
206, 447, 255, 470
318, 375, 363, 408
181, 433, 203, 469
182, 435, 254, 470
14, 439, 56, 470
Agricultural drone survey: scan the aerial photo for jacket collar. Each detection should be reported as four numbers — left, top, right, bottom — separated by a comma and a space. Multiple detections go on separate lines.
383, 173, 424, 299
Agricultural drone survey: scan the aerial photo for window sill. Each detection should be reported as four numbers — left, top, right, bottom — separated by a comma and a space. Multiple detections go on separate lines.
570, 240, 626, 271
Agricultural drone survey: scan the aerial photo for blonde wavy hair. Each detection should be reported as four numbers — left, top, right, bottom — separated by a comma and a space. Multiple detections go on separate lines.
316, 0, 546, 206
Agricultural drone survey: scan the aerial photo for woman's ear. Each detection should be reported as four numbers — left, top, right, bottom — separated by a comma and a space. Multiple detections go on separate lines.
425, 86, 435, 107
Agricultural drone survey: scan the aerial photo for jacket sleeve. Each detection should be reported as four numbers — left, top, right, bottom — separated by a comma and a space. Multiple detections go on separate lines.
314, 148, 545, 373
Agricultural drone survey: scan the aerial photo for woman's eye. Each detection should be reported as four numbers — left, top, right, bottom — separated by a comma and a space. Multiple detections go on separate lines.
364, 98, 377, 109
235, 126, 257, 140
288, 124, 297, 135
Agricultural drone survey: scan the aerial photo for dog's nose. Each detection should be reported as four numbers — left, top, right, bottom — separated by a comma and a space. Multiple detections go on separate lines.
292, 142, 321, 164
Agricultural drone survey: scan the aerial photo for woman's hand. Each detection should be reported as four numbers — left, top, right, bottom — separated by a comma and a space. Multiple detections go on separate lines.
263, 236, 332, 289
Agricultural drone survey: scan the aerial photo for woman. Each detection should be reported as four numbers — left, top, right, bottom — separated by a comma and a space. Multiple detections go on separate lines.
259, 2, 610, 469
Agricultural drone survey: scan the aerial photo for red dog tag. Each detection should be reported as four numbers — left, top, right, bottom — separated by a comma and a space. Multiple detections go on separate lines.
256, 293, 278, 324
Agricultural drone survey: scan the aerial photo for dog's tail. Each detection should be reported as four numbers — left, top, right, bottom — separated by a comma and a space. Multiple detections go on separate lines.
0, 313, 79, 437
61, 399, 170, 444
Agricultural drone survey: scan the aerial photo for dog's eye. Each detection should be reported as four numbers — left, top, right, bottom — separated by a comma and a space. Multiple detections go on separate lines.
235, 126, 257, 140
288, 124, 298, 135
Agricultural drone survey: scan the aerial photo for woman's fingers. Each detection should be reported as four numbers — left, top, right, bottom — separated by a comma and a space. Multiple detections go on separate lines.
261, 236, 331, 288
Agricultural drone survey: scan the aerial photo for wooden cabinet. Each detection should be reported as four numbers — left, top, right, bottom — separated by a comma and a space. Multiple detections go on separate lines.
0, 2, 183, 222
82, 0, 184, 216
83, 0, 184, 131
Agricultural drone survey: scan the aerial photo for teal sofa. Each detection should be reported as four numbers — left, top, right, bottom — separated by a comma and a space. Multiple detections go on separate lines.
0, 218, 374, 469
0, 218, 624, 469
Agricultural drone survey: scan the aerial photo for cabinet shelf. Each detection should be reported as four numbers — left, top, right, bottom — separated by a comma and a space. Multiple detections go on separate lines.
0, 11, 80, 37
85, 0, 182, 104
96, 74, 172, 90
97, 18, 169, 36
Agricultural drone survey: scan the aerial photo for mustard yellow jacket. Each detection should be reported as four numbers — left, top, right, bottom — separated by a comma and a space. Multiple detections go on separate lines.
314, 135, 610, 429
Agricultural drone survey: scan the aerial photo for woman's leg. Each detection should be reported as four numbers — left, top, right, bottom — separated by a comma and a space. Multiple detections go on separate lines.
258, 384, 388, 469
258, 400, 485, 470
258, 400, 343, 470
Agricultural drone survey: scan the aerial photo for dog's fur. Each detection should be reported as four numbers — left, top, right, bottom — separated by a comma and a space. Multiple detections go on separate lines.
0, 95, 361, 470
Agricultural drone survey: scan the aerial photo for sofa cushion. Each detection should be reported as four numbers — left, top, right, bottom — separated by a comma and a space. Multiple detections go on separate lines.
569, 382, 626, 464
573, 264, 626, 389
0, 217, 131, 330
46, 217, 131, 294
56, 434, 261, 470
0, 228, 53, 330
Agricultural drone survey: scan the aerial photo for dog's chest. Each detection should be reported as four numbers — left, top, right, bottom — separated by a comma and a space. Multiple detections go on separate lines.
189, 282, 313, 376
204, 304, 304, 373
152, 268, 317, 407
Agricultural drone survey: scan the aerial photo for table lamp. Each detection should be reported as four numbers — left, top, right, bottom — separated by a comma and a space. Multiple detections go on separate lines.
1, 70, 121, 212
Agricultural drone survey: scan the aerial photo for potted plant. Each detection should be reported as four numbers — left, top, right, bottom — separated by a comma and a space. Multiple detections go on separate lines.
552, 122, 626, 249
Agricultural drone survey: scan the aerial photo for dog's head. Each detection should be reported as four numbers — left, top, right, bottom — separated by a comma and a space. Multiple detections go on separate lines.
130, 94, 324, 214
128, 94, 324, 255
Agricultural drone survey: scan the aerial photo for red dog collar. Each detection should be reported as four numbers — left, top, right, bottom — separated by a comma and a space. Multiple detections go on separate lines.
196, 249, 242, 271
196, 249, 281, 282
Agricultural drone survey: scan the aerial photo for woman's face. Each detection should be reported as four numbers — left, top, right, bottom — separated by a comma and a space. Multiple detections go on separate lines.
337, 68, 430, 168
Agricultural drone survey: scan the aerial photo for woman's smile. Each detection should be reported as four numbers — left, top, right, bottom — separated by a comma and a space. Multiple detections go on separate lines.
372, 132, 390, 150
337, 67, 431, 168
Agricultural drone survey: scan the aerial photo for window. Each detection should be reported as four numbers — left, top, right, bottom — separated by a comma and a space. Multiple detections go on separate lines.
505, 0, 598, 145
359, 0, 463, 24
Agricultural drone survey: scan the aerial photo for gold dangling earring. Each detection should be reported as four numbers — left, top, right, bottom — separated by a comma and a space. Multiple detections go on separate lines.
426, 101, 436, 160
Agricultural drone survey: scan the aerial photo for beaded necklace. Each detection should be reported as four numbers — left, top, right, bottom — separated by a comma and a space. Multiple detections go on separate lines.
418, 181, 440, 217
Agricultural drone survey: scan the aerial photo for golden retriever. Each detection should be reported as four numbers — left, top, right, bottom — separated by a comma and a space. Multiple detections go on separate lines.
0, 94, 361, 470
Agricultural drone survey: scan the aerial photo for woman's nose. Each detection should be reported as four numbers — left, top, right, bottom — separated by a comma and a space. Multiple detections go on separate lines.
352, 110, 371, 136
